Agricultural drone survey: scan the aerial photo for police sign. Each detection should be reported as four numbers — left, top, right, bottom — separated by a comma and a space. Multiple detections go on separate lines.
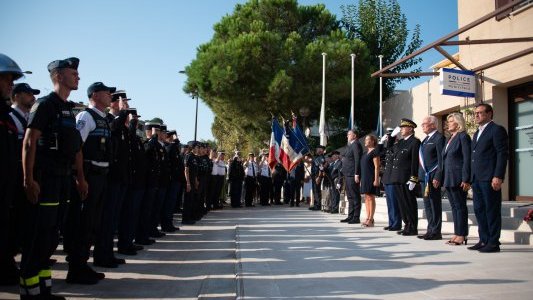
440, 68, 476, 98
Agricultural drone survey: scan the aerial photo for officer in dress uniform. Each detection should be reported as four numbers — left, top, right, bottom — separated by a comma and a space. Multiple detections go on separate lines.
183, 141, 200, 224
7, 83, 38, 283
390, 118, 421, 236
328, 151, 342, 213
65, 82, 115, 284
381, 127, 402, 231
135, 122, 160, 245
21, 57, 87, 300
310, 145, 326, 210
118, 111, 145, 255
0, 53, 25, 286
228, 151, 245, 207
161, 130, 182, 232
196, 143, 211, 216
149, 124, 169, 238
92, 90, 130, 268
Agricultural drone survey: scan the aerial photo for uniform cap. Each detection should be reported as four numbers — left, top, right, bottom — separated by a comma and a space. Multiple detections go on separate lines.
316, 145, 326, 150
187, 140, 199, 147
160, 124, 167, 132
144, 122, 160, 130
167, 130, 176, 136
112, 90, 131, 102
87, 82, 116, 98
12, 83, 40, 96
47, 57, 79, 73
399, 118, 417, 128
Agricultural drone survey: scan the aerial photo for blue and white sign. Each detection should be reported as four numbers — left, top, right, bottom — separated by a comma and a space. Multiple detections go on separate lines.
440, 68, 476, 98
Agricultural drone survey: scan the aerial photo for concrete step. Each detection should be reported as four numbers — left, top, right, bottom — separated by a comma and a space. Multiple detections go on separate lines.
338, 196, 533, 246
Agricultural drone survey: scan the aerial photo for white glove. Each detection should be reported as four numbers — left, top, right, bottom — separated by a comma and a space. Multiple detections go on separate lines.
391, 126, 400, 137
406, 180, 416, 191
336, 183, 341, 189
379, 135, 388, 144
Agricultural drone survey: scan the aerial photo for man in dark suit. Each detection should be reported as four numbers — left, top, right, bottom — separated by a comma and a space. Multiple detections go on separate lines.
418, 116, 445, 240
468, 103, 509, 253
340, 129, 363, 224
390, 119, 421, 236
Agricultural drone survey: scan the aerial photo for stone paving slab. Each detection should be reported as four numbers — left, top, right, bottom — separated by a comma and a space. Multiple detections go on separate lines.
2, 205, 532, 300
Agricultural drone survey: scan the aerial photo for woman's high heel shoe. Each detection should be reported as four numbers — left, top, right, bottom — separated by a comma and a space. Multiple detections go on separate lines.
449, 237, 468, 246
362, 219, 374, 228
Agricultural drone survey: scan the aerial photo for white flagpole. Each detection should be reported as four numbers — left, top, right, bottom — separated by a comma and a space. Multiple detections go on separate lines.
350, 53, 355, 129
378, 54, 383, 138
320, 52, 327, 146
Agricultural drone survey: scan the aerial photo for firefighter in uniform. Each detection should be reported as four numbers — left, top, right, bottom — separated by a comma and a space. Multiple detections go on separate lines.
0, 53, 24, 286
390, 118, 421, 236
21, 57, 87, 300
64, 82, 115, 284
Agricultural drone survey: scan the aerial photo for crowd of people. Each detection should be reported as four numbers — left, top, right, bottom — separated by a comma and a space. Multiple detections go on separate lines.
1, 53, 510, 300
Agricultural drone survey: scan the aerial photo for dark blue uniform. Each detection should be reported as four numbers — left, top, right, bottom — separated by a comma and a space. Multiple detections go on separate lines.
20, 92, 81, 297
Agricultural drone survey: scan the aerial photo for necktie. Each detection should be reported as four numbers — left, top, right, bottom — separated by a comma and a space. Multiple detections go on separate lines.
251, 162, 255, 177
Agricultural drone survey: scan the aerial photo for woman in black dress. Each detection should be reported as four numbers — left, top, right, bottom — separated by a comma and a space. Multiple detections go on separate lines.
361, 135, 380, 227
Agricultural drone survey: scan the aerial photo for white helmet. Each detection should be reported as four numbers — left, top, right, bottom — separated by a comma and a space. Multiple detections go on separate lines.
0, 53, 24, 80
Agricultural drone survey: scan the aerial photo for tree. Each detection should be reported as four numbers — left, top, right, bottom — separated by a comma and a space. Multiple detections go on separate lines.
184, 0, 374, 149
341, 0, 422, 130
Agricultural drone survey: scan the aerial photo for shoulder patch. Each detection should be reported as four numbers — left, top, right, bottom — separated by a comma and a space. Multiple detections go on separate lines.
76, 119, 86, 131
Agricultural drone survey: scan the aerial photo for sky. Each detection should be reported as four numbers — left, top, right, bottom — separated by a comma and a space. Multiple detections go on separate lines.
2, 0, 458, 142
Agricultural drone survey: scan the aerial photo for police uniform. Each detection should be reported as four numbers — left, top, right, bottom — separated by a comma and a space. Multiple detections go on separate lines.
161, 134, 182, 231
150, 125, 170, 237
183, 141, 199, 224
390, 119, 421, 236
121, 117, 146, 252
196, 145, 211, 215
311, 147, 326, 209
228, 155, 245, 208
65, 82, 115, 283
0, 81, 20, 286
328, 152, 342, 213
20, 57, 82, 299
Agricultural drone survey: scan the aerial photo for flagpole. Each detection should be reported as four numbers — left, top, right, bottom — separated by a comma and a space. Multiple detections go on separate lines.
320, 52, 327, 146
378, 54, 383, 138
350, 53, 355, 130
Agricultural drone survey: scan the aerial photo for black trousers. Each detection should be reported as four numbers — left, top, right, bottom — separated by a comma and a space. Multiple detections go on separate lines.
118, 187, 144, 249
136, 186, 157, 243
64, 168, 107, 267
272, 180, 283, 204
345, 176, 361, 221
210, 175, 225, 207
290, 180, 301, 206
230, 180, 243, 207
182, 185, 197, 223
258, 176, 271, 205
20, 173, 68, 297
421, 180, 442, 235
394, 183, 418, 233
312, 178, 322, 209
244, 176, 256, 206
472, 180, 502, 246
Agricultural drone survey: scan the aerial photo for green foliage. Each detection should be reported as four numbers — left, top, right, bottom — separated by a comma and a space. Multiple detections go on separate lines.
184, 0, 374, 148
341, 0, 423, 131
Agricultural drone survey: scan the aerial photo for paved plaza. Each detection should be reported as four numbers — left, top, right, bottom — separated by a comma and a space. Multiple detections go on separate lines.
2, 201, 533, 299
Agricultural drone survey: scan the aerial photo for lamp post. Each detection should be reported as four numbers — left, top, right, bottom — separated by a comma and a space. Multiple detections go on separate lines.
179, 70, 199, 141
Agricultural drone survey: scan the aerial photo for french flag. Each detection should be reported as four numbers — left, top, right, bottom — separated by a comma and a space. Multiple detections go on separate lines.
268, 118, 284, 170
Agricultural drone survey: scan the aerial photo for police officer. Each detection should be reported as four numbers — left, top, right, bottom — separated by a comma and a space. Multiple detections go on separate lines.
135, 121, 160, 245
92, 90, 130, 268
9, 83, 39, 281
228, 151, 245, 208
390, 119, 421, 236
118, 110, 145, 254
328, 151, 342, 213
161, 130, 182, 232
183, 141, 200, 224
380, 127, 402, 231
150, 124, 169, 237
65, 82, 115, 284
0, 53, 24, 286
310, 145, 326, 210
22, 57, 87, 300
196, 143, 211, 216
271, 162, 286, 205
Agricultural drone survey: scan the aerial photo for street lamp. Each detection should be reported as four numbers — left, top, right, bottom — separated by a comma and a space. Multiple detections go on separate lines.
179, 70, 199, 141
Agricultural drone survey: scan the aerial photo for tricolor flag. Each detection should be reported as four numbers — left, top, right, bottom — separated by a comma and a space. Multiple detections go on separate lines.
280, 119, 309, 172
268, 118, 284, 170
